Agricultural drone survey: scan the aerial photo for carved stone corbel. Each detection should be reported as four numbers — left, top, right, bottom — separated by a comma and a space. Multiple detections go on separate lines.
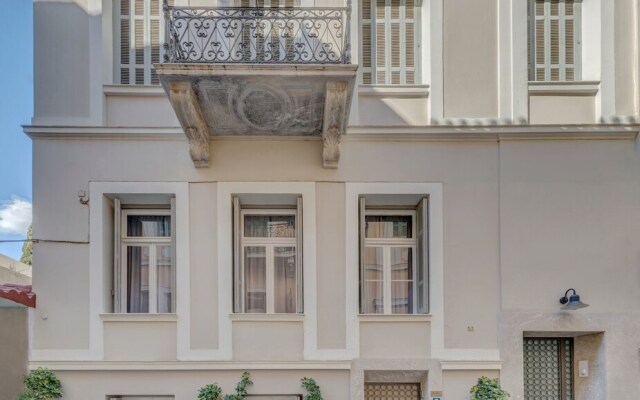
322, 80, 349, 168
167, 81, 210, 167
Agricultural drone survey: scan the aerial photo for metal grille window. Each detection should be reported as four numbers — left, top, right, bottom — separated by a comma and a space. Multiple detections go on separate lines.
528, 0, 581, 81
364, 383, 420, 400
361, 0, 420, 84
524, 338, 574, 400
116, 0, 172, 85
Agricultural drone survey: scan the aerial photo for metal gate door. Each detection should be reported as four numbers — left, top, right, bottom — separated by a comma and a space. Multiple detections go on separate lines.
364, 383, 421, 400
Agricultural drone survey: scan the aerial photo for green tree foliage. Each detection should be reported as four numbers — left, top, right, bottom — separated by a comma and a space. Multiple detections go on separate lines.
18, 368, 63, 400
301, 377, 323, 400
20, 225, 32, 266
470, 376, 510, 400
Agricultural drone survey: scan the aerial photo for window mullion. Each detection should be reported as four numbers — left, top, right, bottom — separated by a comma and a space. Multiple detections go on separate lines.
129, 0, 135, 85
121, 244, 128, 312
266, 245, 275, 314
385, 0, 391, 84
559, 0, 566, 81
149, 244, 158, 314
384, 246, 391, 314
400, 0, 406, 84
543, 0, 550, 81
144, 0, 151, 85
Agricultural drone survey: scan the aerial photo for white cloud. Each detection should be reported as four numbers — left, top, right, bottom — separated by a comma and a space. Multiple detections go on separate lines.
0, 197, 32, 235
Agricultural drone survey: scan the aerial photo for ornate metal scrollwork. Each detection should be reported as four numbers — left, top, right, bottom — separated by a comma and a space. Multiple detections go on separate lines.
163, 4, 351, 64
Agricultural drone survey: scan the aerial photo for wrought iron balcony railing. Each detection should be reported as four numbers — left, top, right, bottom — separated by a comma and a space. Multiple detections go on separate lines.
163, 3, 351, 64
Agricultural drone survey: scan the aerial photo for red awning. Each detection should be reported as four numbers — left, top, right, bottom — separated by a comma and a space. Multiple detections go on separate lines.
0, 284, 36, 308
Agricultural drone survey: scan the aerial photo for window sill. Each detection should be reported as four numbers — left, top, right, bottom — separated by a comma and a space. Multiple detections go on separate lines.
358, 84, 430, 98
103, 84, 165, 97
100, 313, 178, 322
528, 81, 600, 96
229, 313, 305, 322
358, 314, 432, 322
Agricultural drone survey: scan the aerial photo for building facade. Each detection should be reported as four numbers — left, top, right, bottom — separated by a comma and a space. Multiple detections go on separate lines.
27, 0, 640, 399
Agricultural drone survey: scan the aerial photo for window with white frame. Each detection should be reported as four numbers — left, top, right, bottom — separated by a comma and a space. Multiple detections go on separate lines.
113, 199, 176, 314
359, 197, 428, 314
233, 197, 303, 314
528, 0, 581, 81
115, 0, 172, 85
361, 0, 421, 85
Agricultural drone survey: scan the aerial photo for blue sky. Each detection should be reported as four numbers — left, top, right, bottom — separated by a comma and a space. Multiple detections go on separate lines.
0, 1, 33, 260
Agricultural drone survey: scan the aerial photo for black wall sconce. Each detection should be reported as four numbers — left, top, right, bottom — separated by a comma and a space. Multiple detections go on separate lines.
559, 288, 589, 310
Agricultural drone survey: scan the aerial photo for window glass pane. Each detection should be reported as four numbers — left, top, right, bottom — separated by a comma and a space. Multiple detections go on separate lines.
244, 246, 267, 313
363, 247, 383, 314
157, 245, 173, 313
127, 215, 171, 237
274, 247, 296, 313
244, 215, 295, 238
391, 247, 413, 314
127, 246, 150, 313
365, 215, 412, 238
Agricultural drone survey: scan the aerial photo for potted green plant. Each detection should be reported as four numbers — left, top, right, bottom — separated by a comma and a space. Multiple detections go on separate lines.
18, 368, 63, 400
197, 383, 223, 400
301, 377, 323, 400
222, 371, 253, 400
470, 377, 509, 400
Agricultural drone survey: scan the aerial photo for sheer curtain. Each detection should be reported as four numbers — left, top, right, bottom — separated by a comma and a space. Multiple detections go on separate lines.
126, 215, 171, 313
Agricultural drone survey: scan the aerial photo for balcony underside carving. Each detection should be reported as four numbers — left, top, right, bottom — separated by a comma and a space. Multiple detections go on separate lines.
156, 63, 357, 168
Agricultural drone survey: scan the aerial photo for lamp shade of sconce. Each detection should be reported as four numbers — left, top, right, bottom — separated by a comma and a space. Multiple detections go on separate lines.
559, 288, 589, 310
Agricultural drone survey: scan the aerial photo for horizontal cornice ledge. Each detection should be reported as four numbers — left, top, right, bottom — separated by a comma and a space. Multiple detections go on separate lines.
23, 126, 185, 140
23, 124, 639, 142
346, 124, 639, 141
28, 361, 352, 371
440, 360, 503, 370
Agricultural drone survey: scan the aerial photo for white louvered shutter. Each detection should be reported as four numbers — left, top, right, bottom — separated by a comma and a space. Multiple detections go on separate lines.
361, 0, 420, 84
117, 0, 172, 85
529, 0, 581, 81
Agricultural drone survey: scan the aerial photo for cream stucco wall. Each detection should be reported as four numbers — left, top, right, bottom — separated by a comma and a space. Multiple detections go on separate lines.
26, 0, 640, 398
0, 308, 29, 400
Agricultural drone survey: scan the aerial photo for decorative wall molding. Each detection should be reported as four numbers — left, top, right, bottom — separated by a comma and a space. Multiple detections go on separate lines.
167, 81, 210, 167
322, 81, 349, 168
528, 81, 601, 96
24, 124, 639, 142
28, 360, 351, 371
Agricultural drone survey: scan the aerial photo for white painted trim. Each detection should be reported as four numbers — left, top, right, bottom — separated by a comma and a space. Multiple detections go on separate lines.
528, 81, 600, 96
345, 183, 443, 360
100, 313, 178, 322
217, 183, 319, 360
24, 124, 640, 141
103, 84, 167, 97
358, 85, 430, 97
499, 0, 529, 124
358, 314, 431, 322
229, 313, 305, 322
428, 0, 444, 122
440, 360, 503, 370
28, 360, 352, 371
74, 182, 189, 364
599, 0, 616, 120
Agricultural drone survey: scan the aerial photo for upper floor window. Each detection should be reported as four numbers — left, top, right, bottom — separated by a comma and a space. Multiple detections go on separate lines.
112, 197, 176, 314
359, 197, 428, 314
115, 0, 172, 85
233, 197, 303, 314
528, 0, 582, 81
361, 0, 421, 85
